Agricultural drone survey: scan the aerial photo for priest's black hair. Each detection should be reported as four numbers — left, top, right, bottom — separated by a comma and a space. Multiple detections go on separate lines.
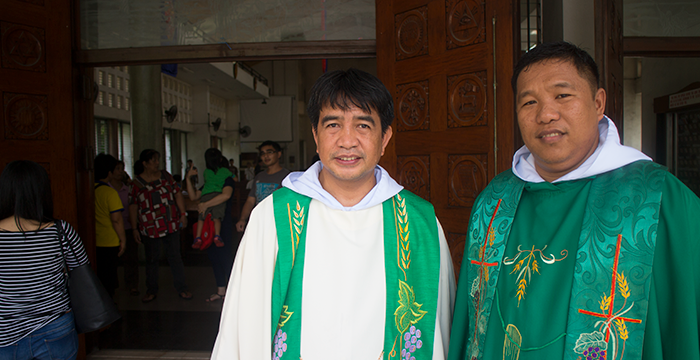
512, 41, 600, 97
307, 68, 394, 134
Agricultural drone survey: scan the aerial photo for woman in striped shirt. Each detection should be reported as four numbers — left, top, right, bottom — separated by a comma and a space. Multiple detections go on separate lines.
0, 160, 89, 360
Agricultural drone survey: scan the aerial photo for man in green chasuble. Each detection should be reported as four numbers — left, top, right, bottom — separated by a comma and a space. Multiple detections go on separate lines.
211, 68, 456, 360
448, 42, 700, 360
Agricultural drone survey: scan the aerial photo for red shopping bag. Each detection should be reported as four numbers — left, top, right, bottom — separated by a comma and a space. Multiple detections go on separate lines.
192, 213, 215, 250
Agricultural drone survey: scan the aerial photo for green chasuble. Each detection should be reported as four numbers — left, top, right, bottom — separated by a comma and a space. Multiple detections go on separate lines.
449, 161, 700, 360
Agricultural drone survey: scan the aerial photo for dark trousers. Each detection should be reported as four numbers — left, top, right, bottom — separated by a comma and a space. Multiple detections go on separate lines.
143, 231, 188, 295
120, 230, 139, 290
209, 211, 237, 288
207, 237, 234, 287
96, 246, 119, 298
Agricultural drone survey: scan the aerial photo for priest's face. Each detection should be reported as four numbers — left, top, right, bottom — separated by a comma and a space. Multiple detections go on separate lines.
516, 59, 606, 182
313, 105, 392, 192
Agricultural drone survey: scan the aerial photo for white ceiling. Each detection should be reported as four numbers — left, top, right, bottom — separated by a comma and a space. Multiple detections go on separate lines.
176, 63, 267, 100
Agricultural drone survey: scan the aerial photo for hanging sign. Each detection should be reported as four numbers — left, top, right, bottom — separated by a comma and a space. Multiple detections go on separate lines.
670, 87, 700, 109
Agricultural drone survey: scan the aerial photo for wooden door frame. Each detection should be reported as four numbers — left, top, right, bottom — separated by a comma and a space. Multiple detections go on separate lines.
624, 37, 700, 57
71, 0, 97, 357
595, 0, 624, 139
75, 40, 377, 67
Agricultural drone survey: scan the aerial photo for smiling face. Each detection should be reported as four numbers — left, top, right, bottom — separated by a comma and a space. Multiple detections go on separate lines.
314, 105, 392, 190
516, 59, 606, 182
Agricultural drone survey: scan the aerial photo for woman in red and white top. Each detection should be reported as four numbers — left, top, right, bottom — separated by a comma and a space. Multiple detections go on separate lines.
129, 149, 192, 302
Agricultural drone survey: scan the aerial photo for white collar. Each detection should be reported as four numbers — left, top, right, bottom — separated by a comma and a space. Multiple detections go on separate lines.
281, 161, 404, 211
512, 116, 652, 183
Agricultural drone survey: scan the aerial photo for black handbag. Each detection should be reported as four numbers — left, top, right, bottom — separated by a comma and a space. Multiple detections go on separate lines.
57, 221, 121, 333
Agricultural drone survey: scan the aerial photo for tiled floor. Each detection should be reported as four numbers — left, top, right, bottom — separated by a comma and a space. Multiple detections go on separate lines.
112, 265, 224, 313
91, 263, 225, 359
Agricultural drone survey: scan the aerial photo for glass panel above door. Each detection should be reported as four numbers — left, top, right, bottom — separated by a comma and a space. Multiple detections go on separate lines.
80, 0, 375, 49
624, 0, 700, 37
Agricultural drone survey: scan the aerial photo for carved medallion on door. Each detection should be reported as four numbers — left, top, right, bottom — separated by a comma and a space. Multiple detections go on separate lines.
446, 0, 485, 49
395, 6, 428, 61
396, 80, 430, 132
447, 70, 487, 128
398, 155, 430, 201
3, 92, 48, 140
448, 154, 487, 207
1, 22, 46, 72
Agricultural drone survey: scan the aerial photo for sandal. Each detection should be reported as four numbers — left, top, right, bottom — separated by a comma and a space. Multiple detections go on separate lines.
205, 293, 225, 303
192, 237, 202, 249
213, 235, 224, 247
142, 293, 157, 303
179, 291, 193, 300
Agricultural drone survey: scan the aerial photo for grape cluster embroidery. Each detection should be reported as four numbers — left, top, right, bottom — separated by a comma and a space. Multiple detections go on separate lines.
273, 329, 288, 360
400, 325, 423, 360
583, 346, 606, 360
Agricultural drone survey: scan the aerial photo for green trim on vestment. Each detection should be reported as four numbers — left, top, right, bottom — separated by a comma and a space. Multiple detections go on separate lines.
270, 188, 441, 360
458, 169, 526, 359
271, 187, 312, 359
450, 161, 666, 360
563, 161, 666, 360
382, 190, 441, 360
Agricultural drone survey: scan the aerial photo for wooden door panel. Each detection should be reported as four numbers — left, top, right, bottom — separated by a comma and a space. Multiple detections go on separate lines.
1, 7, 92, 356
0, 71, 48, 92
395, 128, 490, 153
378, 0, 515, 278
1, 0, 78, 225
393, 47, 491, 79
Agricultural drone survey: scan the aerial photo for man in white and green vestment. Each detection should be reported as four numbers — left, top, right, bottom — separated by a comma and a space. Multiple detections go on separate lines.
448, 42, 700, 360
212, 68, 456, 360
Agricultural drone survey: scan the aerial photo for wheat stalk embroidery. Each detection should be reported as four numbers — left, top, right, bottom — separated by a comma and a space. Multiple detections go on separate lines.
397, 194, 411, 275
503, 244, 568, 306
578, 270, 635, 360
576, 235, 642, 360
287, 201, 306, 266
388, 194, 427, 360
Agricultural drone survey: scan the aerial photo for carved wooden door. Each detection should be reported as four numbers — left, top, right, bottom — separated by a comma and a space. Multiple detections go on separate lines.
0, 2, 81, 230
377, 0, 516, 278
1, 2, 95, 357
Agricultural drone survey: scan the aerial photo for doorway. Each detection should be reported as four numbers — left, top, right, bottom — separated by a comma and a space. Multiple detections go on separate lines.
88, 58, 379, 352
